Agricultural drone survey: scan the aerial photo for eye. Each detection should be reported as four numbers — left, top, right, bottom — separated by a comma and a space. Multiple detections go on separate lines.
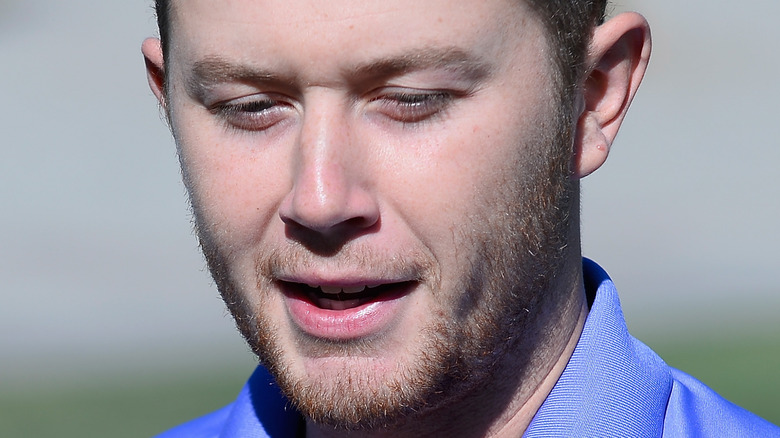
211, 95, 293, 132
372, 90, 454, 123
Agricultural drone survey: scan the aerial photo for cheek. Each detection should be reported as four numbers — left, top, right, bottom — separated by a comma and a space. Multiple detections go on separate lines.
174, 110, 291, 250
391, 107, 540, 215
383, 92, 553, 266
380, 126, 520, 259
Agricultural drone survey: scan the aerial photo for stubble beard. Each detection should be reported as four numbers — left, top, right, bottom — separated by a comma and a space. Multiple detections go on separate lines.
189, 108, 576, 432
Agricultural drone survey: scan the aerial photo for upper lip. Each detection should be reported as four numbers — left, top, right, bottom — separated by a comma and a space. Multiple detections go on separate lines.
276, 275, 414, 295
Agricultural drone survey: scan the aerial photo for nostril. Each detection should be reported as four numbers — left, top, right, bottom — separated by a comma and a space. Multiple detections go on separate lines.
282, 214, 382, 256
278, 185, 380, 236
342, 212, 380, 231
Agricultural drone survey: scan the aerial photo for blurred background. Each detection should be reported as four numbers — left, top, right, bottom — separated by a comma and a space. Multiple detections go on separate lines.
1, 0, 778, 435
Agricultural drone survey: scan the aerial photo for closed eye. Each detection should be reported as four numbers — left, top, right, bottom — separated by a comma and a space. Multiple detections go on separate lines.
372, 90, 454, 123
211, 95, 294, 132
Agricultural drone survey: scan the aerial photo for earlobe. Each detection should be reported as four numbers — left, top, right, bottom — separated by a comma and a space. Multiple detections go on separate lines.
574, 112, 611, 178
141, 38, 167, 108
573, 12, 651, 178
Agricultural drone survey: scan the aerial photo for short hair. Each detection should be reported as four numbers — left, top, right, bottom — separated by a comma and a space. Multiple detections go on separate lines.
524, 0, 608, 97
153, 0, 607, 95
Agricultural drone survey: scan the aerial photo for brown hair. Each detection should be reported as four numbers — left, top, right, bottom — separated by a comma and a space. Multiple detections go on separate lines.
525, 0, 607, 93
153, 0, 606, 93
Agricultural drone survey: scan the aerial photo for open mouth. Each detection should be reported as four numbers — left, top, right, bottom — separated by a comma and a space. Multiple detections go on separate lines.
280, 282, 414, 311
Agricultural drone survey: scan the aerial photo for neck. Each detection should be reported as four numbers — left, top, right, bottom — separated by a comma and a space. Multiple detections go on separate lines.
485, 294, 588, 436
306, 273, 589, 438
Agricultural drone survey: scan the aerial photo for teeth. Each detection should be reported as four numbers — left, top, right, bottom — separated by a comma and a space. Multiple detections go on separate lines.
315, 285, 369, 295
342, 285, 367, 294
320, 285, 342, 295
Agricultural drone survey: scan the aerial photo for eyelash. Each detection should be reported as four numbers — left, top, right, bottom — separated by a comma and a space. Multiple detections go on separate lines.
373, 91, 454, 123
211, 97, 291, 132
209, 89, 456, 132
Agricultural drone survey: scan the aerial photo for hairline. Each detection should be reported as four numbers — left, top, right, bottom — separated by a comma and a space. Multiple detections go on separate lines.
154, 0, 607, 93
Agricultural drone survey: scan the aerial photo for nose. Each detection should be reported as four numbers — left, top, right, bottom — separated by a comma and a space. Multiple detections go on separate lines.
278, 96, 380, 244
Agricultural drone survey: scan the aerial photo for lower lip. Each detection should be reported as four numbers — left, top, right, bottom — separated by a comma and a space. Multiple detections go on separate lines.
282, 284, 413, 341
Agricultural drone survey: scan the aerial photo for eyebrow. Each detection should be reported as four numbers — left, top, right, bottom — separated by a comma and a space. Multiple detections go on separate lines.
185, 57, 294, 102
185, 47, 492, 99
349, 47, 493, 83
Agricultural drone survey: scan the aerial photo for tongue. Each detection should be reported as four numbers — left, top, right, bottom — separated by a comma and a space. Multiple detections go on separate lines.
315, 296, 367, 311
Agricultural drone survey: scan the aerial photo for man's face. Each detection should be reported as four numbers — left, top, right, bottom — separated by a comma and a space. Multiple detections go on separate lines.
163, 0, 577, 429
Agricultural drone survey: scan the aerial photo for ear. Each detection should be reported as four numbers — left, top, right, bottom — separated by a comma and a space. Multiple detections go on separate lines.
573, 12, 651, 178
142, 37, 167, 109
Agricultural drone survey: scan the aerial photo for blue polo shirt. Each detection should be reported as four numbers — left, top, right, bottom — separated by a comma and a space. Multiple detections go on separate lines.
157, 260, 780, 437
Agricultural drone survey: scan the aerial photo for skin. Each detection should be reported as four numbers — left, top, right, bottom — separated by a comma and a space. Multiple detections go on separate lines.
143, 1, 650, 436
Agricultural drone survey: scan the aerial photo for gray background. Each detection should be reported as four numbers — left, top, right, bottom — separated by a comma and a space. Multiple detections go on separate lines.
2, 0, 778, 385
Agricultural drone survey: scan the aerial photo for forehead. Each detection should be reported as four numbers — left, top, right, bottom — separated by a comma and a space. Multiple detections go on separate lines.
166, 0, 548, 78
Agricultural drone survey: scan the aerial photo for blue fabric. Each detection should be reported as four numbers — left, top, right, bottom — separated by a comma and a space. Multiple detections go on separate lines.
156, 259, 780, 437
156, 366, 301, 438
524, 259, 779, 437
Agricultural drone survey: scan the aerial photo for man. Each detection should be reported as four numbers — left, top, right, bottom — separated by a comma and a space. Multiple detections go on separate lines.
142, 0, 779, 436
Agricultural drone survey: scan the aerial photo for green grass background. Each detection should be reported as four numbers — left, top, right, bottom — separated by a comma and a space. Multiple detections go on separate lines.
2, 333, 778, 437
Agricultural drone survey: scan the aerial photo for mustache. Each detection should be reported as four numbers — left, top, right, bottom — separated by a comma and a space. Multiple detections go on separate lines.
256, 243, 439, 285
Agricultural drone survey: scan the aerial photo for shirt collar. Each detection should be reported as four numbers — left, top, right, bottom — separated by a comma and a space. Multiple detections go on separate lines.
220, 366, 301, 438
523, 258, 672, 437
